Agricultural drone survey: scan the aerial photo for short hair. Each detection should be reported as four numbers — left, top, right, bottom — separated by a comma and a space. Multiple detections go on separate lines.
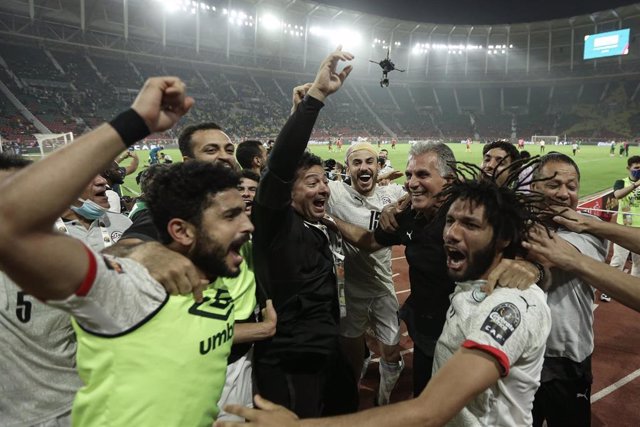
146, 162, 240, 244
533, 152, 581, 181
408, 141, 455, 177
628, 155, 640, 167
178, 122, 223, 158
520, 150, 531, 160
482, 141, 520, 163
236, 140, 264, 170
439, 164, 543, 260
297, 151, 323, 175
0, 153, 32, 170
380, 149, 389, 155
240, 168, 260, 184
136, 164, 172, 197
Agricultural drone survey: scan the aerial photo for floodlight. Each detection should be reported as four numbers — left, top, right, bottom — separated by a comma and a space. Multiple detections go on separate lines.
157, 0, 181, 13
261, 13, 282, 31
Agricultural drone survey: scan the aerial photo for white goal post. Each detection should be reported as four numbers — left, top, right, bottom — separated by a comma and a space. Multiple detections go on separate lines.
531, 135, 559, 145
33, 132, 74, 158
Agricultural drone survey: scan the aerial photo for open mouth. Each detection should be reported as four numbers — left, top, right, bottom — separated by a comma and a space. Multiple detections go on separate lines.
313, 199, 326, 210
358, 173, 372, 183
445, 246, 467, 270
94, 189, 107, 199
228, 235, 249, 266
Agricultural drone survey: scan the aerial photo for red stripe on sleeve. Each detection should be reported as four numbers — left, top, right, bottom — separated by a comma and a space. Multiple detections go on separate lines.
75, 246, 98, 297
462, 339, 511, 377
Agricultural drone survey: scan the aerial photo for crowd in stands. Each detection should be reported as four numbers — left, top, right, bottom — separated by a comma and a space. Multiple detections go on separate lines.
1, 39, 639, 146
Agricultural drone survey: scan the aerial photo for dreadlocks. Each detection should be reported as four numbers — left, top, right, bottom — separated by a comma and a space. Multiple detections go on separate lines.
437, 160, 550, 259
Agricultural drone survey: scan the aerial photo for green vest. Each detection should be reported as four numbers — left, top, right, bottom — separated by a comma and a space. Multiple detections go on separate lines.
219, 241, 257, 320
71, 287, 234, 426
617, 177, 640, 227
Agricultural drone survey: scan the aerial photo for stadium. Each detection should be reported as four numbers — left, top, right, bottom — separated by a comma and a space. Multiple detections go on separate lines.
0, 0, 639, 425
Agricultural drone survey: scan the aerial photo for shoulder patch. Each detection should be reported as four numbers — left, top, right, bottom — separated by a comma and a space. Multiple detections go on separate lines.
481, 302, 521, 345
111, 231, 122, 242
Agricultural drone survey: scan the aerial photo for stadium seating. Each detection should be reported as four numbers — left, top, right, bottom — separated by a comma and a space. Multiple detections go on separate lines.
1, 37, 639, 145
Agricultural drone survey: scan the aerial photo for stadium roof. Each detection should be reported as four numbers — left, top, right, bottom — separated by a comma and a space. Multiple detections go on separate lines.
313, 0, 640, 25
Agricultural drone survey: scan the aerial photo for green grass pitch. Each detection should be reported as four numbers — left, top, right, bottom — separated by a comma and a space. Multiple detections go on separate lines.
121, 143, 633, 199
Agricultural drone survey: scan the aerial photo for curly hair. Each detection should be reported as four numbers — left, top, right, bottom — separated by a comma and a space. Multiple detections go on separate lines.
146, 161, 240, 244
437, 160, 547, 259
0, 153, 32, 170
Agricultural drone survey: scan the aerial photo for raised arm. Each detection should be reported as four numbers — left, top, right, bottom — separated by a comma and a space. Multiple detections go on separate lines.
524, 227, 640, 313
0, 77, 193, 300
553, 207, 640, 254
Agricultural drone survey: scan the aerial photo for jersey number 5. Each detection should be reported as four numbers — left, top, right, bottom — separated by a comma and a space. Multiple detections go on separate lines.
16, 292, 32, 323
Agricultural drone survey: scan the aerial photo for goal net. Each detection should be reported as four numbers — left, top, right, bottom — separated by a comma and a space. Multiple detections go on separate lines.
531, 135, 559, 145
33, 132, 74, 158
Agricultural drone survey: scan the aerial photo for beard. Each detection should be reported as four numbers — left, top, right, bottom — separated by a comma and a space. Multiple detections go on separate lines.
190, 229, 240, 281
448, 239, 498, 282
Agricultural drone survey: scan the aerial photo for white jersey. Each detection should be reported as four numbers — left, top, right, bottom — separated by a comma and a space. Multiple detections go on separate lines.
0, 216, 130, 426
327, 181, 405, 298
433, 280, 551, 427
544, 226, 606, 362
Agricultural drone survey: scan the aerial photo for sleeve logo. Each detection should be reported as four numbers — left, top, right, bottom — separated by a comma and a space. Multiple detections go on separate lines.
481, 302, 521, 345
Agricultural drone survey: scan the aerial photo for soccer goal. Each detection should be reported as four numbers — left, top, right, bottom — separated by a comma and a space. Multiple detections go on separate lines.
531, 135, 559, 146
33, 132, 74, 158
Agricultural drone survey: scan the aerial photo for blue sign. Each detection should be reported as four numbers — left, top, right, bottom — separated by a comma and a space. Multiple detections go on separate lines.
584, 29, 630, 60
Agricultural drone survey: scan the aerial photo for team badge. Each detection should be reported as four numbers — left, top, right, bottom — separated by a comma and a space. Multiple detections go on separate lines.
472, 288, 487, 303
481, 302, 521, 345
381, 196, 392, 205
110, 231, 122, 242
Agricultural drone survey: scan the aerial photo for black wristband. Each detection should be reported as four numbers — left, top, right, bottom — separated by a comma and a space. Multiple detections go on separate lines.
533, 262, 546, 286
109, 109, 151, 148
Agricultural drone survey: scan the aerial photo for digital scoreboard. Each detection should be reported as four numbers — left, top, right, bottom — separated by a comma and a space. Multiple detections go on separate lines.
584, 28, 630, 60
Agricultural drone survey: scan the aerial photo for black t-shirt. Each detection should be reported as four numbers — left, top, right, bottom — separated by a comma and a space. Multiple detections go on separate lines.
253, 95, 339, 365
375, 209, 455, 338
120, 209, 159, 242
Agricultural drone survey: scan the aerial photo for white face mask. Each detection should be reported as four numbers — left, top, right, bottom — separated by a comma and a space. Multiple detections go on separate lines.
70, 198, 108, 220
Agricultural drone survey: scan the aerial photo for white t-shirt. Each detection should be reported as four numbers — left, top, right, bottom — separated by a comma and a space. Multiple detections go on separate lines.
433, 280, 551, 426
327, 181, 406, 298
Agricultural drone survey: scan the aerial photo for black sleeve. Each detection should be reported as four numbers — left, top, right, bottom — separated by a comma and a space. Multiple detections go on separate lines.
374, 209, 415, 247
120, 210, 160, 242
613, 180, 626, 191
256, 95, 324, 210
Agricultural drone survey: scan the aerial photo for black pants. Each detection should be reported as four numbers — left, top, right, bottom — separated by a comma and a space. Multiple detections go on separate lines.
412, 344, 434, 397
254, 352, 358, 418
532, 378, 592, 427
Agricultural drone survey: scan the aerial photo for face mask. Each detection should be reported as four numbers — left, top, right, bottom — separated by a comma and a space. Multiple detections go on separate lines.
71, 198, 108, 220
632, 170, 640, 181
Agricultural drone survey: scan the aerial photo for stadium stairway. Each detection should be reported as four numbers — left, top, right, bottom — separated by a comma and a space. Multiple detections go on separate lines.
0, 80, 50, 134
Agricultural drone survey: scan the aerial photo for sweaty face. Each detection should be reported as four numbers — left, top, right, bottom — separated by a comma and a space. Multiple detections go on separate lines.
531, 161, 579, 210
347, 150, 379, 196
291, 165, 330, 222
481, 148, 512, 185
443, 199, 500, 282
189, 129, 238, 170
80, 175, 109, 208
190, 189, 254, 280
405, 152, 448, 215
237, 177, 258, 215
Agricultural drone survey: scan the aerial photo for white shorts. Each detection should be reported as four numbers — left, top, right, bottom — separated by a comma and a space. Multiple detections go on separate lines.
216, 347, 254, 421
339, 292, 401, 346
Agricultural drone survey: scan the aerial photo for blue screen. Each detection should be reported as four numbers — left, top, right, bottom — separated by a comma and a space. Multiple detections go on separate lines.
584, 29, 630, 60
